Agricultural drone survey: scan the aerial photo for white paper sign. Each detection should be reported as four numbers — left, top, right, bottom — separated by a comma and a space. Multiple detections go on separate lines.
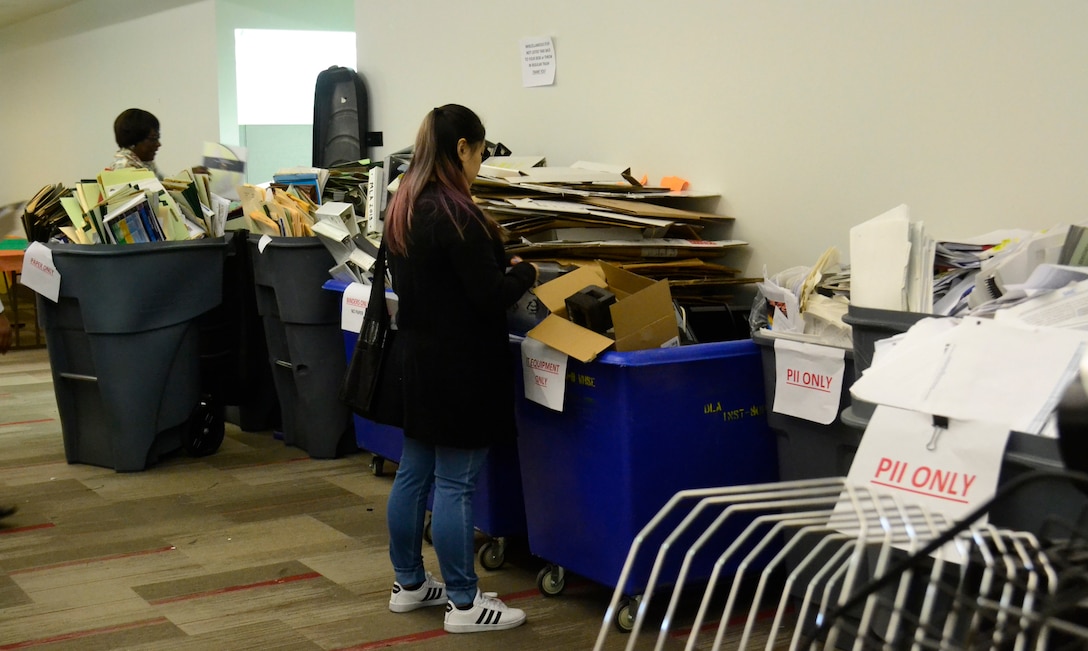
521, 336, 567, 411
520, 36, 556, 87
20, 242, 60, 303
847, 405, 1010, 524
341, 282, 371, 333
772, 339, 846, 424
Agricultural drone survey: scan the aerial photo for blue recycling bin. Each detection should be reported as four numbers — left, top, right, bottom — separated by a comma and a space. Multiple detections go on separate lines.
515, 339, 779, 597
324, 279, 528, 562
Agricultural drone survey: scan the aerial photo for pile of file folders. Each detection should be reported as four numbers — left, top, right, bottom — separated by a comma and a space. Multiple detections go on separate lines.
20, 168, 229, 245
22, 183, 69, 243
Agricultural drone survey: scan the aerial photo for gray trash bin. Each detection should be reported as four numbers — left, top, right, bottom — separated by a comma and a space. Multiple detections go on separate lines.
248, 234, 354, 458
37, 238, 228, 472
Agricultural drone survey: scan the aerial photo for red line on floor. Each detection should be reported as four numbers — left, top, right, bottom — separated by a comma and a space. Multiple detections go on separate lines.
0, 616, 170, 649
9, 545, 177, 575
338, 628, 447, 650
147, 571, 323, 605
0, 522, 55, 536
0, 418, 55, 428
502, 586, 544, 602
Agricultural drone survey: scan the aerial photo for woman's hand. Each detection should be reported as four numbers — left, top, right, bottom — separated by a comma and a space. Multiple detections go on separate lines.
509, 256, 539, 282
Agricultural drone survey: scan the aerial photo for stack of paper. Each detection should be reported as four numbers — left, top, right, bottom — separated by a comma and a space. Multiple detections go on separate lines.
272, 167, 330, 206
848, 204, 929, 311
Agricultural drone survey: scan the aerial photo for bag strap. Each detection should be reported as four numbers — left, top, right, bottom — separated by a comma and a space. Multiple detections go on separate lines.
364, 238, 389, 326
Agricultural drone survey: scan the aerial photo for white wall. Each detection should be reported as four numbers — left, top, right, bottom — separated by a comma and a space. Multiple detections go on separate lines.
0, 0, 219, 217
2, 1, 1085, 274
355, 0, 1088, 275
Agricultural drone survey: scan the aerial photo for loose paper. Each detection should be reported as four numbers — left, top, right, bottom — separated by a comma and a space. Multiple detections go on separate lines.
849, 204, 913, 310
850, 316, 1087, 435
772, 339, 846, 425
521, 36, 556, 87
521, 336, 567, 411
20, 242, 60, 303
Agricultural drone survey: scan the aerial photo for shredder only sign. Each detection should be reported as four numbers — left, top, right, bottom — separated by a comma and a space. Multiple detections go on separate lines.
772, 338, 845, 424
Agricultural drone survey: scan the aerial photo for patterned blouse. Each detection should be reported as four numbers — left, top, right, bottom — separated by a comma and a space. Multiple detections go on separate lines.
108, 148, 161, 179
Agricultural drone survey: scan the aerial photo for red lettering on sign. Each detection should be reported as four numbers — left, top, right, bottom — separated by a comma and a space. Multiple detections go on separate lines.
784, 368, 834, 393
870, 459, 977, 505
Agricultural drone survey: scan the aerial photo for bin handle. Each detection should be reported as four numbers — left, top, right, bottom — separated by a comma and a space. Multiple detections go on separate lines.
58, 372, 97, 382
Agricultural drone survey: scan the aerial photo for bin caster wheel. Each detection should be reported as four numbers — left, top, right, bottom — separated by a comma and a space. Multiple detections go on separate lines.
478, 538, 506, 570
537, 564, 566, 597
615, 595, 641, 633
184, 397, 224, 457
370, 455, 386, 476
423, 515, 433, 545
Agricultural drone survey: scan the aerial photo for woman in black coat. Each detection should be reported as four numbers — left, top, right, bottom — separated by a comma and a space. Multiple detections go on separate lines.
382, 104, 537, 634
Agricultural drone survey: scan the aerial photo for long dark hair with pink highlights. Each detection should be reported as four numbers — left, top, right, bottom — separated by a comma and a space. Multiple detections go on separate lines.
383, 104, 496, 256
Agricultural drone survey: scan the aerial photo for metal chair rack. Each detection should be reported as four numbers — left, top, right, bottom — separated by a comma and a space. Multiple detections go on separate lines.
592, 471, 1088, 651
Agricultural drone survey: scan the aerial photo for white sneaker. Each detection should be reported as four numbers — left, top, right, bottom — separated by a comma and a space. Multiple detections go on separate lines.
444, 589, 527, 633
388, 573, 447, 613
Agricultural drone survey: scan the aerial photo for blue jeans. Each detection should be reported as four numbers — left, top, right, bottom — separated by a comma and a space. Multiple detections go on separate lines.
387, 437, 489, 607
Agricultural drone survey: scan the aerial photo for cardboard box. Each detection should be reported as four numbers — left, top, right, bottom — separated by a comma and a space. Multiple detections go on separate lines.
527, 261, 679, 362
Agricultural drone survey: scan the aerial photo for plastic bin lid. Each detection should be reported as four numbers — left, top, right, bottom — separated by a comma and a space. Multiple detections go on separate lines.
842, 305, 933, 330
752, 329, 854, 357
323, 279, 350, 293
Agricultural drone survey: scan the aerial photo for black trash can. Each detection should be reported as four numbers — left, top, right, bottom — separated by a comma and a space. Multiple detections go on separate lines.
215, 230, 280, 433
247, 234, 354, 458
37, 238, 228, 472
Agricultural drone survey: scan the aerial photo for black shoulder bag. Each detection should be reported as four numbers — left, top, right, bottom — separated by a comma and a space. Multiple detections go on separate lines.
338, 239, 404, 427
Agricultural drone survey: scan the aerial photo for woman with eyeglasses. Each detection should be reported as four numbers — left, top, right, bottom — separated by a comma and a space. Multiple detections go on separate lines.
107, 108, 164, 179
381, 104, 537, 633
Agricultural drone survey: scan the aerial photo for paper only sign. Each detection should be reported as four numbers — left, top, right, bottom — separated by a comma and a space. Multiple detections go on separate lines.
772, 338, 845, 424
20, 241, 60, 303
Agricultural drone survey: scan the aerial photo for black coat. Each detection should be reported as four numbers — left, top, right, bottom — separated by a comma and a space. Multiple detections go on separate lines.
389, 185, 536, 449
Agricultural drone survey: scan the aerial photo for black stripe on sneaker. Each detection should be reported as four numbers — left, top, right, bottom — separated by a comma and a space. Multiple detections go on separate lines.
494, 612, 502, 625
392, 584, 402, 594
426, 587, 440, 601
475, 609, 491, 625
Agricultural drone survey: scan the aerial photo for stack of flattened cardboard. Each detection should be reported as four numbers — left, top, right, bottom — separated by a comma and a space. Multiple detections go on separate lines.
473, 158, 760, 306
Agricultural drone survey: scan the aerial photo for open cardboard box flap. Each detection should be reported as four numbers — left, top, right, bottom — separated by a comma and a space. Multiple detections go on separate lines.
526, 261, 678, 362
